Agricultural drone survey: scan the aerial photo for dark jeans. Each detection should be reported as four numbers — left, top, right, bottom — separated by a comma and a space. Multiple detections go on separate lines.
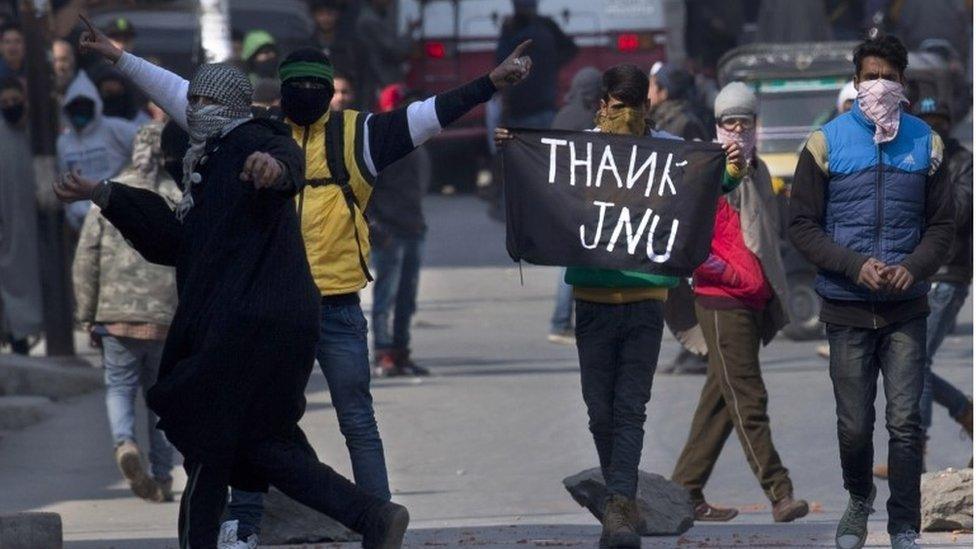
827, 316, 926, 535
230, 301, 390, 536
575, 298, 664, 499
372, 236, 424, 351
920, 282, 971, 430
179, 432, 383, 549
672, 305, 793, 505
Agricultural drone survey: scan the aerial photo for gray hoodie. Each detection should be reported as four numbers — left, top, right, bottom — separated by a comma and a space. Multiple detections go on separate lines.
57, 70, 139, 229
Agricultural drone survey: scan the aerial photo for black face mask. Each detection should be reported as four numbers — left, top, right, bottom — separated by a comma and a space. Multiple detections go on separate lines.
281, 85, 333, 126
101, 93, 133, 119
65, 98, 96, 131
1, 103, 25, 125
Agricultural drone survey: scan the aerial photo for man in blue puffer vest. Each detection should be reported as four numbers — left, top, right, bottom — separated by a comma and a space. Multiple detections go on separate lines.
789, 35, 955, 549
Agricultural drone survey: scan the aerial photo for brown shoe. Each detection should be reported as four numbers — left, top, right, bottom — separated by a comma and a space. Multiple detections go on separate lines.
772, 495, 809, 523
693, 502, 738, 522
115, 441, 156, 500
600, 495, 641, 548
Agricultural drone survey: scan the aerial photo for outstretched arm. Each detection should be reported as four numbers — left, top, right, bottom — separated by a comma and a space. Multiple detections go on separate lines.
54, 171, 182, 267
79, 14, 189, 129
359, 40, 535, 177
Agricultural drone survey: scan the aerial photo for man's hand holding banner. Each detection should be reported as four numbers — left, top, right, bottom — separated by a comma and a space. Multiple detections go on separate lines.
502, 129, 727, 277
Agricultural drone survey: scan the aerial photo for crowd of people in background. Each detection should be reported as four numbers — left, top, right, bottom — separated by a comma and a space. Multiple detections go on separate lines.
0, 1, 972, 549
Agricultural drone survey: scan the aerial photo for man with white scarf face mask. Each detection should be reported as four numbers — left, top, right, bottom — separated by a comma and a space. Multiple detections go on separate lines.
789, 34, 955, 549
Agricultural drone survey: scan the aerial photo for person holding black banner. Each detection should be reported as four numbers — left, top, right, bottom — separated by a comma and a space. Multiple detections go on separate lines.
671, 82, 809, 525
499, 64, 744, 549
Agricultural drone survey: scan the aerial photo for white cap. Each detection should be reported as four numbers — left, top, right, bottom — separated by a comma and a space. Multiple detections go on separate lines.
836, 81, 857, 112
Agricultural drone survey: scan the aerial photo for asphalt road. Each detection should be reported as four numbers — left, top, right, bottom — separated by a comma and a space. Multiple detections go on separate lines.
0, 196, 971, 548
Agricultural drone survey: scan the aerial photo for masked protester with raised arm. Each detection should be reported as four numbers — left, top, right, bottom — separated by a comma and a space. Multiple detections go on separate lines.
671, 82, 809, 525
498, 64, 744, 549
81, 18, 533, 545
61, 21, 414, 549
789, 35, 954, 549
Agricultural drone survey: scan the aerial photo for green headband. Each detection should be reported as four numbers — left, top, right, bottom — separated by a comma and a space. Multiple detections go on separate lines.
279, 61, 334, 84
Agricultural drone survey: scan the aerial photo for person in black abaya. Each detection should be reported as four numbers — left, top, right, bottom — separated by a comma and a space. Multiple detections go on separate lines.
55, 24, 410, 549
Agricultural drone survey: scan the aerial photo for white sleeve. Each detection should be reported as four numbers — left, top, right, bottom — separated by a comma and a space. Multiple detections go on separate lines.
405, 96, 441, 147
116, 52, 189, 131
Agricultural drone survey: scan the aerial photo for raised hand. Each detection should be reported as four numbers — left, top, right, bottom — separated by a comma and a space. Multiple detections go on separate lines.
78, 14, 124, 63
722, 141, 745, 174
490, 40, 533, 89
53, 169, 100, 203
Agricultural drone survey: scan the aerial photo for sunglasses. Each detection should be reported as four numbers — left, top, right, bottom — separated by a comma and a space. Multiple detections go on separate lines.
719, 116, 756, 130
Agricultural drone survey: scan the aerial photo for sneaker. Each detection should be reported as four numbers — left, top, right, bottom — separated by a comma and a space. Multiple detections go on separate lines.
362, 501, 410, 549
890, 530, 920, 549
114, 441, 156, 500
150, 477, 175, 503
693, 501, 738, 522
217, 521, 258, 549
599, 494, 641, 548
547, 330, 576, 345
835, 485, 876, 549
395, 350, 430, 377
374, 351, 407, 378
772, 495, 809, 523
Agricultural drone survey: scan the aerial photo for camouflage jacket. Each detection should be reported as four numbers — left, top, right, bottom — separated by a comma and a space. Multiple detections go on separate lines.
72, 123, 181, 326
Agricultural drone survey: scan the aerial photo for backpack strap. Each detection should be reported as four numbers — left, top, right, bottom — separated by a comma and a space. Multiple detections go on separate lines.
325, 112, 374, 282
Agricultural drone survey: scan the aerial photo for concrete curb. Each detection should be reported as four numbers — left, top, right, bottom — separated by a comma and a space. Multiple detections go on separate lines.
0, 512, 63, 549
0, 354, 102, 401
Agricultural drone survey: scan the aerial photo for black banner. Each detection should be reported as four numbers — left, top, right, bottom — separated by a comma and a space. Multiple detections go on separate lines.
503, 129, 726, 277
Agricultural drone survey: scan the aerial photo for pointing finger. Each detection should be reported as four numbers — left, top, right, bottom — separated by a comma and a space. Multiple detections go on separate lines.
509, 40, 533, 60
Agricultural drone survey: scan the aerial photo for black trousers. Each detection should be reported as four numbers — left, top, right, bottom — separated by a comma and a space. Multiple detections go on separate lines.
178, 432, 383, 548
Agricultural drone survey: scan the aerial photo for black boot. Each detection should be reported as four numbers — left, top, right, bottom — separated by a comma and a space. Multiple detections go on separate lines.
361, 501, 410, 549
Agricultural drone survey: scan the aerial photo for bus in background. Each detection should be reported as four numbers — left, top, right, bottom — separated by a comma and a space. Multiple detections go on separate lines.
398, 0, 671, 191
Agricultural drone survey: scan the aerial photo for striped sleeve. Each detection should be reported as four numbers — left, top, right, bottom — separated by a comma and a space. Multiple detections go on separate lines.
360, 75, 498, 177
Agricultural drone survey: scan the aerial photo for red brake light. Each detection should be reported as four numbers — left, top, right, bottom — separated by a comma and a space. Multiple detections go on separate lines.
617, 34, 639, 53
425, 41, 446, 59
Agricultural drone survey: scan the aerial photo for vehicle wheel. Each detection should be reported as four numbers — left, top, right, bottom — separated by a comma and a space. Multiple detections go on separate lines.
782, 272, 824, 341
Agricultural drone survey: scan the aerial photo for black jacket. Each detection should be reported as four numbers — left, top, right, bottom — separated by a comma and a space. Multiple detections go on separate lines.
648, 99, 709, 141
368, 145, 430, 240
95, 119, 316, 489
932, 138, 973, 284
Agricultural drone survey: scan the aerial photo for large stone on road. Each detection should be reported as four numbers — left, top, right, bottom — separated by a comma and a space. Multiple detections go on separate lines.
563, 468, 694, 536
257, 488, 361, 545
0, 512, 62, 549
921, 467, 973, 532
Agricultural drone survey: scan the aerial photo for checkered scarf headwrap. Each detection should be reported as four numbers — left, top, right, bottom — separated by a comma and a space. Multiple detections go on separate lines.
177, 63, 254, 221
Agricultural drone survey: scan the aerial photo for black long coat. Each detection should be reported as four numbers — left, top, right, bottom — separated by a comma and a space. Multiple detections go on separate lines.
98, 119, 318, 488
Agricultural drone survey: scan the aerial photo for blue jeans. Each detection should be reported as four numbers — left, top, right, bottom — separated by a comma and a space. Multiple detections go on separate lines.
230, 301, 391, 537
575, 299, 664, 498
920, 282, 971, 430
102, 335, 175, 481
827, 316, 926, 535
550, 269, 574, 333
372, 236, 424, 351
